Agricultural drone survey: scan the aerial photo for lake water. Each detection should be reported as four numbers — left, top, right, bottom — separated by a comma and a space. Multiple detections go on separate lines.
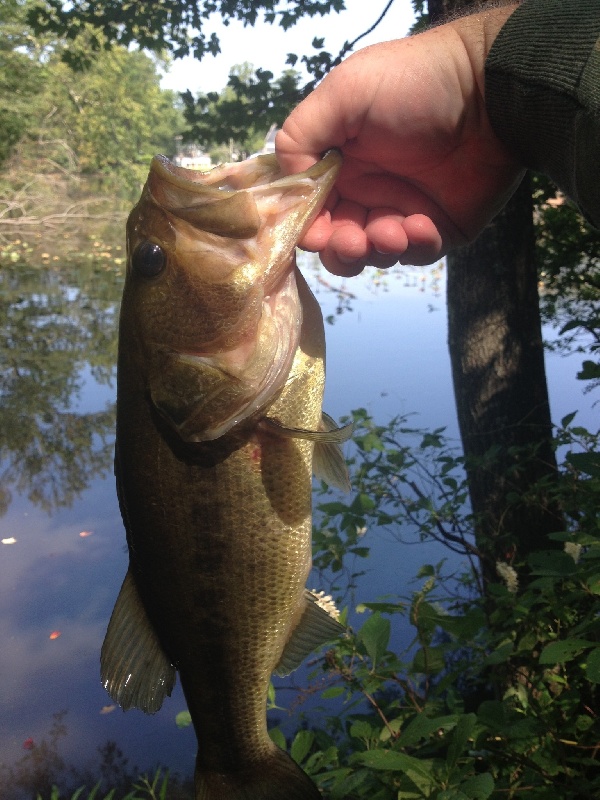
0, 252, 596, 794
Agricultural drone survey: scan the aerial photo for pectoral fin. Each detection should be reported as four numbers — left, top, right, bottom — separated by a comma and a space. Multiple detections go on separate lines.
100, 568, 176, 714
274, 590, 345, 677
314, 412, 353, 492
261, 412, 353, 492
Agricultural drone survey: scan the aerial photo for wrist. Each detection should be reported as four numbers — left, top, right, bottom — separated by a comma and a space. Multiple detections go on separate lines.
448, 4, 519, 98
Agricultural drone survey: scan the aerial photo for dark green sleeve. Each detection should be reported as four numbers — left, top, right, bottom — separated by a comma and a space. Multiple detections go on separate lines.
485, 0, 600, 225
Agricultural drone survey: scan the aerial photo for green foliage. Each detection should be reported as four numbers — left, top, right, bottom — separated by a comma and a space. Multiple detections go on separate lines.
182, 63, 302, 156
312, 408, 478, 597
28, 0, 402, 136
293, 411, 600, 798
533, 173, 600, 390
0, 0, 47, 166
17, 41, 184, 193
1, 9, 186, 195
28, 1, 346, 64
34, 769, 181, 800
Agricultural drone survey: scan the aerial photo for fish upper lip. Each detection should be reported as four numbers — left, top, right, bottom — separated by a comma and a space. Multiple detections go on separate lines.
149, 149, 342, 198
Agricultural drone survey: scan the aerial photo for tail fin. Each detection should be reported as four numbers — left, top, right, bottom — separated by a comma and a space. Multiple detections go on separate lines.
195, 745, 321, 800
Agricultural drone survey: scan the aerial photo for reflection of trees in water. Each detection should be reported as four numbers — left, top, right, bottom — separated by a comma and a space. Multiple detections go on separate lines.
0, 257, 120, 516
0, 711, 194, 799
299, 252, 445, 325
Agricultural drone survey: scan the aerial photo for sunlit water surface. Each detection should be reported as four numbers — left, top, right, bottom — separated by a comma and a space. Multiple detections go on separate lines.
0, 253, 595, 791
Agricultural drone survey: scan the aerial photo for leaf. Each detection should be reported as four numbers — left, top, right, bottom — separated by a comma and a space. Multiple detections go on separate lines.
566, 450, 600, 477
446, 713, 476, 771
321, 686, 345, 699
527, 550, 578, 577
290, 730, 314, 764
398, 713, 458, 747
459, 773, 495, 799
356, 600, 404, 615
539, 639, 595, 664
268, 727, 287, 750
561, 411, 577, 428
175, 710, 192, 728
355, 749, 433, 779
412, 645, 445, 674
585, 647, 600, 682
577, 360, 600, 381
358, 612, 390, 667
485, 642, 514, 665
350, 492, 376, 513
317, 501, 349, 516
350, 720, 376, 741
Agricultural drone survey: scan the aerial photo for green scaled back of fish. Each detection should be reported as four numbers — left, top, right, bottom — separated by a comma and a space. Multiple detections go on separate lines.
101, 151, 351, 800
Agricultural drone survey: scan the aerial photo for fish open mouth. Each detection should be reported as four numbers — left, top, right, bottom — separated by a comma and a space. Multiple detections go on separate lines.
138, 151, 342, 443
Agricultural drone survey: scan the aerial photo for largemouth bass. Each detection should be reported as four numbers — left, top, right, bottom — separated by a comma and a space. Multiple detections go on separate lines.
101, 150, 350, 800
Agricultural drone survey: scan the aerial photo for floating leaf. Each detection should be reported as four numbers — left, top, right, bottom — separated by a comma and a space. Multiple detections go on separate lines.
1, 537, 17, 545
79, 530, 93, 538
100, 705, 116, 714
49, 631, 61, 640
22, 738, 34, 750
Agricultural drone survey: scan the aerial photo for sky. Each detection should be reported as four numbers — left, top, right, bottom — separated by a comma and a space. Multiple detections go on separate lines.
159, 0, 416, 94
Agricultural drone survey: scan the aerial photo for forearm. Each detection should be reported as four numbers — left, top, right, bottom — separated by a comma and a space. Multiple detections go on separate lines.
484, 0, 600, 224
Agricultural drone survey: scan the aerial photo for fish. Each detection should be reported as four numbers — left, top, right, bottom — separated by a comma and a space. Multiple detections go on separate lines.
100, 149, 351, 800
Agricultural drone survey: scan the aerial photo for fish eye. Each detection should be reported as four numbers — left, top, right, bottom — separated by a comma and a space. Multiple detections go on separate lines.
131, 241, 166, 278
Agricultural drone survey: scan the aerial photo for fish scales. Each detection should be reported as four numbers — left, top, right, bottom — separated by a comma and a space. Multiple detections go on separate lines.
102, 151, 350, 800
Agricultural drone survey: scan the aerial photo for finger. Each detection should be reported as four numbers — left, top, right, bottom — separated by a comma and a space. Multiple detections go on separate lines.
365, 208, 409, 255
367, 251, 400, 269
320, 246, 398, 276
297, 210, 334, 252
320, 247, 367, 278
297, 190, 363, 251
400, 214, 445, 265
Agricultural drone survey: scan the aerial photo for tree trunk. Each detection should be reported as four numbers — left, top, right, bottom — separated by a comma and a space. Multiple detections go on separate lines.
447, 176, 565, 585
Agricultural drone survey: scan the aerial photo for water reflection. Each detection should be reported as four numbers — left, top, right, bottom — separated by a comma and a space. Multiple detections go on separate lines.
0, 258, 121, 515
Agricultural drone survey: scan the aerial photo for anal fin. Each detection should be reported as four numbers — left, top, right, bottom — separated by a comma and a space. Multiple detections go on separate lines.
100, 568, 176, 714
274, 589, 345, 677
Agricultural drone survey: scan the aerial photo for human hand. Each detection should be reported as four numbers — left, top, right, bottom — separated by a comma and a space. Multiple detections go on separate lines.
276, 5, 524, 276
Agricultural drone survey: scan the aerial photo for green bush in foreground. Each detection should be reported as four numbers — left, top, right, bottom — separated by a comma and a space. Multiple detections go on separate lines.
278, 411, 600, 799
